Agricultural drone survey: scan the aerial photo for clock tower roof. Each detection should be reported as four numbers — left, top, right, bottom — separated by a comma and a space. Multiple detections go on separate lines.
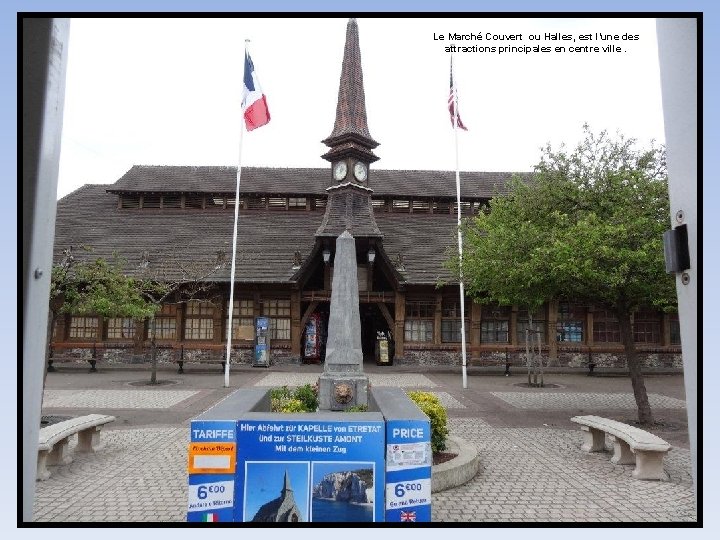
322, 18, 379, 164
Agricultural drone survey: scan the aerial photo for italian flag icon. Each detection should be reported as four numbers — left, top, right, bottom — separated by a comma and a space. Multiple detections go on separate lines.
203, 513, 219, 522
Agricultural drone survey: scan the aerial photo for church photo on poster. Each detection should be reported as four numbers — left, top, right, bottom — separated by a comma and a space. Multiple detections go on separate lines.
243, 461, 310, 522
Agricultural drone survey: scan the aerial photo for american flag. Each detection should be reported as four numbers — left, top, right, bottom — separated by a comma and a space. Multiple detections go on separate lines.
448, 56, 468, 131
400, 510, 417, 522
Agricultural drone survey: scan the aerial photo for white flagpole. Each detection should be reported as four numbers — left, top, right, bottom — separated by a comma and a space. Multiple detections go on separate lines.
224, 39, 250, 388
452, 55, 469, 390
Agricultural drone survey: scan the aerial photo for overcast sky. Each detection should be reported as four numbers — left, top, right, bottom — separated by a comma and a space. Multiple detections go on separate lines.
57, 16, 666, 198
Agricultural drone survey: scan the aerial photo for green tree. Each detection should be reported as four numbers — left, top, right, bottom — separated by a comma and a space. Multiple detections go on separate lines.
47, 248, 157, 380
50, 247, 227, 385
136, 252, 227, 384
451, 126, 675, 424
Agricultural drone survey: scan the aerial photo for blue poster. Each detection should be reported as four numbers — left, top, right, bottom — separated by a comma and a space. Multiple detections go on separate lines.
384, 419, 432, 522
187, 420, 238, 522
235, 418, 385, 522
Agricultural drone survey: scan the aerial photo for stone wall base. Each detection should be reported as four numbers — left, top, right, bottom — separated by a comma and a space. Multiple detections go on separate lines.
397, 349, 683, 369
50, 346, 301, 367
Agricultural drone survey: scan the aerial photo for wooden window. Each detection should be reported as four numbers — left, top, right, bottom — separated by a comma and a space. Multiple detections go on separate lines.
207, 195, 225, 209
517, 307, 545, 344
593, 309, 621, 343
262, 299, 291, 340
405, 298, 435, 342
441, 297, 469, 343
313, 198, 326, 209
405, 320, 433, 342
270, 318, 291, 341
142, 194, 161, 209
432, 201, 451, 214
392, 199, 410, 213
481, 305, 510, 343
457, 201, 472, 216
669, 313, 681, 345
557, 302, 584, 342
184, 301, 214, 340
107, 318, 136, 340
69, 316, 99, 339
412, 200, 430, 213
154, 304, 177, 340
162, 194, 182, 208
247, 197, 267, 210
288, 197, 307, 210
225, 299, 255, 340
372, 199, 387, 211
185, 194, 204, 209
120, 195, 140, 209
268, 197, 286, 210
633, 310, 661, 344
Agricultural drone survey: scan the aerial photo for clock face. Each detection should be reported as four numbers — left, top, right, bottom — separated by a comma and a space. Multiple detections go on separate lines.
333, 161, 347, 181
354, 162, 367, 182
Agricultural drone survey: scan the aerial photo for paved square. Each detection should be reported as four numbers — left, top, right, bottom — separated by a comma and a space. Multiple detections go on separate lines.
33, 427, 188, 522
425, 391, 466, 409
42, 389, 200, 409
254, 372, 436, 388
490, 392, 686, 410
32, 371, 695, 523
431, 418, 696, 523
32, 419, 696, 523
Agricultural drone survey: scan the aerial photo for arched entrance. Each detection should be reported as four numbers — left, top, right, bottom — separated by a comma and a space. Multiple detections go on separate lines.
360, 303, 390, 364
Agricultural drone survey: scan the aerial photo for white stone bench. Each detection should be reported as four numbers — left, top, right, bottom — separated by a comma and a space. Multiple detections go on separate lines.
37, 414, 115, 481
570, 415, 672, 480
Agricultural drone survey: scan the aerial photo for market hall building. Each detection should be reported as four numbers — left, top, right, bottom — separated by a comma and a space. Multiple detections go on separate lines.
50, 19, 682, 371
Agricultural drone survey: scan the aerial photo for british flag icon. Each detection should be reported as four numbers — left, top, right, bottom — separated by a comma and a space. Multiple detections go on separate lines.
400, 510, 417, 522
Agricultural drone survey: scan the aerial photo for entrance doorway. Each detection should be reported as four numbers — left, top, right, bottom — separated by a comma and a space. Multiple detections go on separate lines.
359, 303, 390, 364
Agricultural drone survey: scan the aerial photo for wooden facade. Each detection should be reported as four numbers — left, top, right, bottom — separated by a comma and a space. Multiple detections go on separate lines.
50, 19, 682, 370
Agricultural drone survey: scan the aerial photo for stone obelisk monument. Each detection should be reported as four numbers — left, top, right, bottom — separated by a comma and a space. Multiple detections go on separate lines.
318, 231, 369, 410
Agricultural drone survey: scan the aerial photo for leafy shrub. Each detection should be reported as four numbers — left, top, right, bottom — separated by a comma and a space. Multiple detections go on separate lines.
269, 386, 294, 412
270, 384, 318, 413
277, 399, 306, 413
407, 391, 448, 453
293, 384, 318, 412
345, 404, 368, 412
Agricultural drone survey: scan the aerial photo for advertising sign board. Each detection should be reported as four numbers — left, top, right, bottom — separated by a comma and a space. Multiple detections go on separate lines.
235, 417, 385, 522
384, 419, 432, 522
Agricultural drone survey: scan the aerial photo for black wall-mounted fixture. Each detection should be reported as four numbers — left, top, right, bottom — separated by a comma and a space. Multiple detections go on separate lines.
663, 224, 690, 273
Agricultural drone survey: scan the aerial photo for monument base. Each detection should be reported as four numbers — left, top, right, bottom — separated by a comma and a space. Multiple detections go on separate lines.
318, 372, 369, 411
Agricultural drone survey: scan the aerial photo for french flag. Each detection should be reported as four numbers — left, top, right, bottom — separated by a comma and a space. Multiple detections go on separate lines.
242, 51, 271, 131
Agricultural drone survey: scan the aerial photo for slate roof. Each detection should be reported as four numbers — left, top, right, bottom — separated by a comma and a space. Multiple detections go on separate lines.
54, 185, 318, 284
322, 18, 378, 152
315, 183, 383, 238
376, 213, 459, 285
109, 165, 520, 199
54, 183, 467, 285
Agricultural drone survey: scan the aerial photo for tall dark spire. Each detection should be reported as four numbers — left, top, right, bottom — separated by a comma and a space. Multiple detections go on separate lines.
281, 470, 292, 494
316, 18, 382, 240
322, 18, 379, 163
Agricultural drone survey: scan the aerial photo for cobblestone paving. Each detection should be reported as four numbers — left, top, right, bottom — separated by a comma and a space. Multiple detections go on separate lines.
425, 391, 466, 409
32, 419, 696, 523
491, 392, 686, 410
42, 389, 199, 409
432, 418, 696, 523
254, 372, 436, 388
33, 427, 188, 522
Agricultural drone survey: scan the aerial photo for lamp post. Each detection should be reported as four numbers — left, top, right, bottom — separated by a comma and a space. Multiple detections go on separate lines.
367, 248, 375, 293
323, 248, 331, 290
